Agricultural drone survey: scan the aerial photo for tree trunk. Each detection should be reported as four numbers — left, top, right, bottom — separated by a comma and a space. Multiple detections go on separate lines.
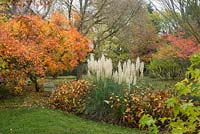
76, 61, 87, 80
34, 78, 40, 92
30, 76, 40, 92
76, 63, 83, 80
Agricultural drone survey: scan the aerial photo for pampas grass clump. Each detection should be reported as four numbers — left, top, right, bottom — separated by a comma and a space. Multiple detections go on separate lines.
87, 54, 144, 86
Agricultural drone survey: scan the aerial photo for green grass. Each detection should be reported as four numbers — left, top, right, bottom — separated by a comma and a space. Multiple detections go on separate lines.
0, 108, 141, 134
137, 76, 178, 89
0, 76, 176, 134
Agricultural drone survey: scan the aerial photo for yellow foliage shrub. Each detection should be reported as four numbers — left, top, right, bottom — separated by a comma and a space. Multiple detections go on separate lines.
49, 80, 91, 114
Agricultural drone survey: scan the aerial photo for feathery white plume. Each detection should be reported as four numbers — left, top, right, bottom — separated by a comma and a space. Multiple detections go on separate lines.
87, 54, 145, 87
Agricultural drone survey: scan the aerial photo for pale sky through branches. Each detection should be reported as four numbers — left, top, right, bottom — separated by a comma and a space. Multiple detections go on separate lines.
148, 0, 163, 10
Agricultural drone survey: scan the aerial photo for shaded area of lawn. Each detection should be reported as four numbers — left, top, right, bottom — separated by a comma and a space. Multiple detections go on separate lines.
0, 108, 141, 134
0, 91, 50, 110
137, 76, 178, 89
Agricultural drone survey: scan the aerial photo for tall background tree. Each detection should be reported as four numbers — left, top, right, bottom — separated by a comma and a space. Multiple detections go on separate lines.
151, 0, 200, 42
51, 0, 143, 77
130, 3, 163, 63
0, 0, 53, 18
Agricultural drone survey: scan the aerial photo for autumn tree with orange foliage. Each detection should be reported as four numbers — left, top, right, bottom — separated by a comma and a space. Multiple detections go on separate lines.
0, 13, 91, 93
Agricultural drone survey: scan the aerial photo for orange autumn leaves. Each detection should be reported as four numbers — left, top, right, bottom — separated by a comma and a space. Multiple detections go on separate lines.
0, 13, 91, 92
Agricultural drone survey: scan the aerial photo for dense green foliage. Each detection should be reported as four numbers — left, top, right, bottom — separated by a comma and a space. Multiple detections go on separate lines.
148, 58, 186, 79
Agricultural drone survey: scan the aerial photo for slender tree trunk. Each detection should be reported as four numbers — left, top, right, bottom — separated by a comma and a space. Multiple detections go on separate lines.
76, 62, 83, 80
30, 76, 40, 92
34, 77, 40, 92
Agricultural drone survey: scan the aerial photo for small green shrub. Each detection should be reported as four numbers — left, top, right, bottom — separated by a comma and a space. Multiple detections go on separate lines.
148, 58, 187, 80
49, 80, 91, 114
139, 114, 158, 134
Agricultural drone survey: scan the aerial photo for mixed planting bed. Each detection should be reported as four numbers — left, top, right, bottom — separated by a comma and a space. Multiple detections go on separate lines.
1, 52, 200, 133
50, 53, 200, 133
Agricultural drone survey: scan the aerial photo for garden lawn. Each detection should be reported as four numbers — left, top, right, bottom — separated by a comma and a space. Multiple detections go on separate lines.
138, 76, 178, 89
0, 108, 141, 134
